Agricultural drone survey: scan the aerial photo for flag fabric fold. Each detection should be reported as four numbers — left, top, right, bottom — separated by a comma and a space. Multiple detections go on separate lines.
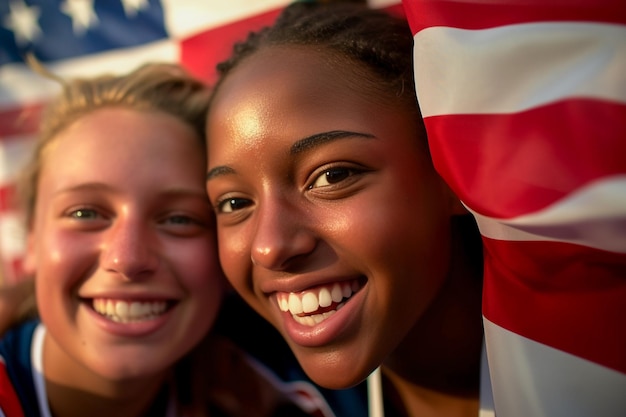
404, 0, 626, 415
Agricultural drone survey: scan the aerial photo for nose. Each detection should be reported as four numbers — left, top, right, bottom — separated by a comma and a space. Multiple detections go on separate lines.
101, 214, 159, 280
250, 197, 316, 271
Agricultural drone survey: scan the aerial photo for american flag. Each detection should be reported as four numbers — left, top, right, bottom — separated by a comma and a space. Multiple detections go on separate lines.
405, 0, 626, 415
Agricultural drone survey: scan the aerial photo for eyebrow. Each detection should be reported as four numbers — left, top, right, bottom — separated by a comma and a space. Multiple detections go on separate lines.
290, 130, 375, 154
206, 165, 236, 181
52, 182, 115, 197
54, 183, 207, 199
206, 130, 375, 181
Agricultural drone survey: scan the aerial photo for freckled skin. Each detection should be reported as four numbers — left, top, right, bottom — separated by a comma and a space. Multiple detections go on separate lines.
26, 108, 223, 395
206, 46, 467, 389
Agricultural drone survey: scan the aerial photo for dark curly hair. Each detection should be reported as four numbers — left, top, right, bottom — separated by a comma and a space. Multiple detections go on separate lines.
212, 2, 419, 115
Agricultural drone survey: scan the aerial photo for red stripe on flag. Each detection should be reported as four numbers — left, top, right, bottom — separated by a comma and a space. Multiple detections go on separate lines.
425, 99, 626, 218
0, 103, 44, 139
403, 0, 626, 34
180, 8, 283, 85
9, 258, 25, 283
1, 258, 25, 284
482, 237, 626, 374
0, 184, 17, 212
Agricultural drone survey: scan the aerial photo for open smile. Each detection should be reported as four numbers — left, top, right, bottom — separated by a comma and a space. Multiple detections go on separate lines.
275, 278, 364, 326
90, 298, 175, 323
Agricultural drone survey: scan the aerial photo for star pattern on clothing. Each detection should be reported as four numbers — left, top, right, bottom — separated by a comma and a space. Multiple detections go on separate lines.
60, 0, 99, 36
3, 0, 42, 46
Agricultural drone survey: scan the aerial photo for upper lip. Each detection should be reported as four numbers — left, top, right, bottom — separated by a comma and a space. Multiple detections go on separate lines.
79, 290, 178, 302
257, 271, 364, 295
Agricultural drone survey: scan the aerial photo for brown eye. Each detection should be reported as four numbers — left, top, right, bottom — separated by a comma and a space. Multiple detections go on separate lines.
217, 197, 252, 214
309, 167, 352, 189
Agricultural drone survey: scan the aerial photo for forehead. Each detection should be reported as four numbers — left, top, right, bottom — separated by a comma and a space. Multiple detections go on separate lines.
48, 107, 198, 154
207, 46, 400, 144
41, 108, 203, 183
217, 45, 381, 103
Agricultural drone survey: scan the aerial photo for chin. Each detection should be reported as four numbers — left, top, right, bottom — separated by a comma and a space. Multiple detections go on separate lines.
295, 349, 373, 390
98, 362, 167, 382
88, 351, 173, 382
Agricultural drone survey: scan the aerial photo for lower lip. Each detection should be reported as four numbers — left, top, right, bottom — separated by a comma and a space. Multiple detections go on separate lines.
280, 285, 366, 348
84, 303, 174, 338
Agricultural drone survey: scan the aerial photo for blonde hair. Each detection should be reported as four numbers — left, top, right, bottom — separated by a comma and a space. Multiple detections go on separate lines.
18, 61, 211, 226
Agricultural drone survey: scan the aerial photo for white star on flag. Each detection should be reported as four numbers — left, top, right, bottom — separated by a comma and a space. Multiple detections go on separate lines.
120, 0, 149, 18
3, 0, 42, 46
61, 0, 99, 36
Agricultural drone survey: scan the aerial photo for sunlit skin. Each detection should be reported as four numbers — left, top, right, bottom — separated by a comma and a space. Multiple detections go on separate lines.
206, 45, 481, 402
25, 108, 223, 413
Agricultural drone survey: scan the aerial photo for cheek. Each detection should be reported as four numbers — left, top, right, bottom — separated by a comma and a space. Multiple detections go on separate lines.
342, 181, 453, 291
217, 227, 251, 289
33, 227, 95, 288
174, 238, 223, 290
33, 243, 79, 333
170, 238, 225, 329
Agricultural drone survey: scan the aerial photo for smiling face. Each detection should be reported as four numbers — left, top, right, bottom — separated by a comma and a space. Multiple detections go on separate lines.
206, 46, 460, 388
25, 107, 223, 384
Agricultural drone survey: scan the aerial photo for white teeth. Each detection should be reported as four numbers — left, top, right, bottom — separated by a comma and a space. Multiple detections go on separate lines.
276, 280, 362, 326
292, 307, 339, 327
331, 284, 343, 303
342, 283, 352, 298
106, 300, 115, 316
302, 292, 319, 313
278, 297, 289, 312
153, 302, 166, 314
288, 293, 303, 315
115, 301, 129, 317
318, 287, 332, 308
93, 299, 167, 323
297, 315, 316, 326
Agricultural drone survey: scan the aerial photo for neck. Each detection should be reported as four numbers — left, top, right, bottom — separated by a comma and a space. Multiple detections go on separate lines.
382, 215, 484, 416
43, 334, 169, 417
382, 368, 479, 417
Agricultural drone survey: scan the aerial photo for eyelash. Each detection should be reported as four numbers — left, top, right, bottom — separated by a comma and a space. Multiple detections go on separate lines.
161, 214, 201, 227
307, 166, 361, 189
215, 197, 252, 214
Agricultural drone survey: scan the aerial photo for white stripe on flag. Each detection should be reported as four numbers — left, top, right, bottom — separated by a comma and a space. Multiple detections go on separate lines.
468, 175, 626, 253
0, 134, 37, 183
161, 0, 290, 39
484, 317, 626, 417
161, 0, 402, 41
0, 212, 26, 259
414, 22, 626, 117
0, 39, 179, 108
